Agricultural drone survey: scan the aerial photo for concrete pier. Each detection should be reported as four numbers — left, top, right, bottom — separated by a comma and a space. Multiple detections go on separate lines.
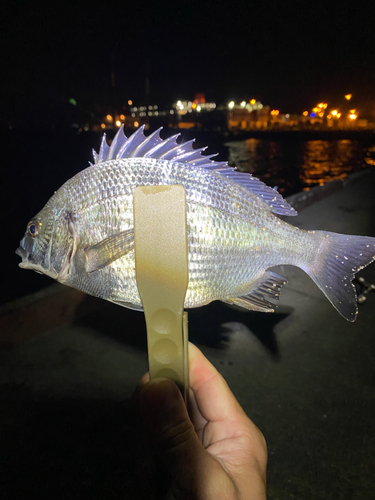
1, 169, 375, 499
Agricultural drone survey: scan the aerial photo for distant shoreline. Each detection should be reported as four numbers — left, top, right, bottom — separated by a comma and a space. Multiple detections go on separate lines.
187, 128, 375, 143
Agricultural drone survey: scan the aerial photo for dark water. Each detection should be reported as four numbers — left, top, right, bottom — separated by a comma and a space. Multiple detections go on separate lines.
225, 138, 375, 197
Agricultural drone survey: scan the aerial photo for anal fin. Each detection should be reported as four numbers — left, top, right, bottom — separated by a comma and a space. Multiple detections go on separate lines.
222, 271, 287, 312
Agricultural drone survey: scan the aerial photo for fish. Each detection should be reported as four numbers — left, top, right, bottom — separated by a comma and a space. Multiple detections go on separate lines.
16, 126, 375, 321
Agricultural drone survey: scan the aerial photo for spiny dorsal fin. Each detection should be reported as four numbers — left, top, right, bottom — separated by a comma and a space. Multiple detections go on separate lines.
92, 125, 297, 216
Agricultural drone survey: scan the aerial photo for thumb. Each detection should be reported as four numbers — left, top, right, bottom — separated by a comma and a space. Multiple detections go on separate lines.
139, 378, 217, 489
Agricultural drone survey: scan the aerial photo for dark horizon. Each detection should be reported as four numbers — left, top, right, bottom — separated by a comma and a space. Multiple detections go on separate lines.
2, 1, 375, 126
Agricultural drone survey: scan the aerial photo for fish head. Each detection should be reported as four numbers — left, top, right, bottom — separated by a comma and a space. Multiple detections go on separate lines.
15, 205, 63, 280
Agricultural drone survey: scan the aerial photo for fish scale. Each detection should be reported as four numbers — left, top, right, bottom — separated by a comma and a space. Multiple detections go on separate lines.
16, 126, 375, 321
49, 158, 307, 308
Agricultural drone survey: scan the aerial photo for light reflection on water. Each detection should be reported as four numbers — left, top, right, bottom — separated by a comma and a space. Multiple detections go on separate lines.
226, 139, 375, 197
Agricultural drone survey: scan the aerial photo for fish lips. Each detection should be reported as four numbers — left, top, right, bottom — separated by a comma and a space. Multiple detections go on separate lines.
15, 245, 29, 268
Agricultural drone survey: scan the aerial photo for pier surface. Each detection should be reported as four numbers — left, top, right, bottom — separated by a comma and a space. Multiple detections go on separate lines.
1, 169, 375, 499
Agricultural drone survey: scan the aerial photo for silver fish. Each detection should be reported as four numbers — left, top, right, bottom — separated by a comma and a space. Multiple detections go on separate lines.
16, 126, 375, 321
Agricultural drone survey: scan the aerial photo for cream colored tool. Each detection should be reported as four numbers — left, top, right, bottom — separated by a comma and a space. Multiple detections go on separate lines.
133, 185, 189, 399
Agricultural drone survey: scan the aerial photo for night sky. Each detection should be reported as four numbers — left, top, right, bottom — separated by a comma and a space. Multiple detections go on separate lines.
2, 0, 375, 125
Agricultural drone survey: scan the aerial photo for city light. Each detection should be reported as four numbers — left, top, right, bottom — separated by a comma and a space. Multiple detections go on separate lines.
345, 94, 352, 101
95, 93, 366, 133
128, 100, 133, 105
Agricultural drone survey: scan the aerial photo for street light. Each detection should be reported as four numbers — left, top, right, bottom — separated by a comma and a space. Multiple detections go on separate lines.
345, 94, 352, 101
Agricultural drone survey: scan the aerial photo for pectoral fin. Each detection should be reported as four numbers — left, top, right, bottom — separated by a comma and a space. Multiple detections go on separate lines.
85, 228, 134, 273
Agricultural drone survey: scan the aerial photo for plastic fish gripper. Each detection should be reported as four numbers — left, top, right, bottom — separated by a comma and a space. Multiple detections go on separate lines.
133, 185, 189, 400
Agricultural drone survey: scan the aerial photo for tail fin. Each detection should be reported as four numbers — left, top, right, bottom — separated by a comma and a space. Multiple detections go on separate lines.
303, 231, 375, 321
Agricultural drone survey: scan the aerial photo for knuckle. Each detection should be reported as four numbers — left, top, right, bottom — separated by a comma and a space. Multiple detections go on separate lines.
158, 417, 195, 452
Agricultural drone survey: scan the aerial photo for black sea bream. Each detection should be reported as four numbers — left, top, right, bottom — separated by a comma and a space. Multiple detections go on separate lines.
16, 126, 375, 321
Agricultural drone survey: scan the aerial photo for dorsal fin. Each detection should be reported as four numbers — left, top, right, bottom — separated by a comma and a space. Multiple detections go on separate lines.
93, 126, 297, 216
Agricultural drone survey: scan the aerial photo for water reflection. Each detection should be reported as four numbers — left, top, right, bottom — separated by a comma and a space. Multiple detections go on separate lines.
226, 138, 372, 196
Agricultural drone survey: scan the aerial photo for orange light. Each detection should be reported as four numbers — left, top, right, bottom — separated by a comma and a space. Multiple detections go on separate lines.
345, 94, 352, 101
250, 99, 256, 105
302, 111, 308, 116
106, 114, 113, 122
331, 110, 338, 116
115, 120, 121, 127
349, 114, 357, 120
271, 109, 279, 116
336, 112, 341, 118
120, 114, 125, 120
318, 112, 324, 118
134, 121, 139, 127
313, 107, 319, 113
128, 100, 133, 105
101, 123, 106, 129
349, 109, 356, 114
192, 103, 197, 109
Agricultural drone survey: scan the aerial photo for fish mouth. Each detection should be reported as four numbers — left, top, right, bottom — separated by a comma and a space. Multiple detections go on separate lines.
15, 246, 29, 268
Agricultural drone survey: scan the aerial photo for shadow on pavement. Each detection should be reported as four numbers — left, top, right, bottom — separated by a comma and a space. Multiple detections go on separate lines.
74, 297, 292, 359
0, 383, 170, 500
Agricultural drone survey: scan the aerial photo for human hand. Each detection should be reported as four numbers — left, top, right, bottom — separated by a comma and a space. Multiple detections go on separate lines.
136, 343, 267, 499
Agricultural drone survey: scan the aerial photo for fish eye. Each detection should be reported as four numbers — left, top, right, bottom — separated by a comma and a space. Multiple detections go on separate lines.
27, 221, 40, 238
